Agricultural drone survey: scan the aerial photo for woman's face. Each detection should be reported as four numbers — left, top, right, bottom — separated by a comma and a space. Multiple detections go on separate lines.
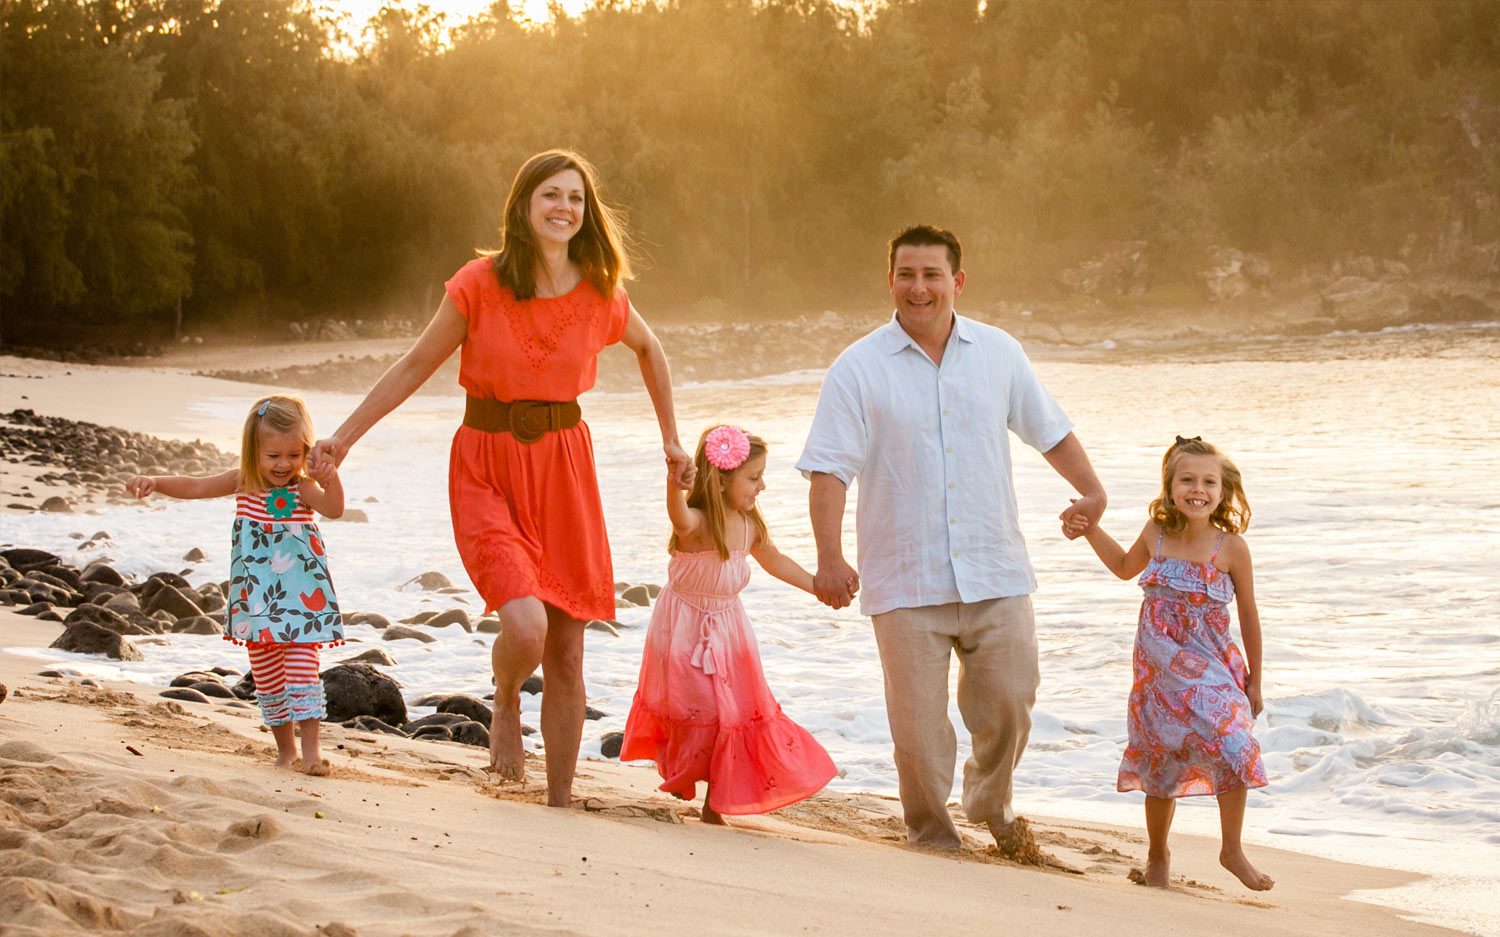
528, 168, 586, 248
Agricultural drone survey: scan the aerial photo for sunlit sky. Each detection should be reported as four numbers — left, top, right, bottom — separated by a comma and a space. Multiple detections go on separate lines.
324, 0, 591, 37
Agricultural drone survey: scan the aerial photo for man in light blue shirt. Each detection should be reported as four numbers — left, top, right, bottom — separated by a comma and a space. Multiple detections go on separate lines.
797, 225, 1106, 853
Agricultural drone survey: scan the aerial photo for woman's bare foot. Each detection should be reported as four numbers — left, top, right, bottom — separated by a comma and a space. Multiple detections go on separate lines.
1220, 848, 1274, 890
700, 802, 728, 826
1143, 847, 1171, 887
489, 703, 526, 781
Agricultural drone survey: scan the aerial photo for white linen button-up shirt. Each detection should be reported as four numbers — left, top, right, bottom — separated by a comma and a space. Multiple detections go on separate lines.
796, 313, 1073, 617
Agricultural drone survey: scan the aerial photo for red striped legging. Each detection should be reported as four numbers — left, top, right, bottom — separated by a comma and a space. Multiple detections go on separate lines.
246, 642, 325, 727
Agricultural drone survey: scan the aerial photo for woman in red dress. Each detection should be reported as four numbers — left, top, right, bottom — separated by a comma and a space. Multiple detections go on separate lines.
313, 150, 693, 807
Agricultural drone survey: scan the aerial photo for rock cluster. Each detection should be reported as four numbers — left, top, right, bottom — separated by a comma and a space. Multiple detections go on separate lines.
1, 409, 236, 513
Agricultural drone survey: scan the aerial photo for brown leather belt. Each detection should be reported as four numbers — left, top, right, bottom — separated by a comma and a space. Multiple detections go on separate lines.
463, 396, 581, 443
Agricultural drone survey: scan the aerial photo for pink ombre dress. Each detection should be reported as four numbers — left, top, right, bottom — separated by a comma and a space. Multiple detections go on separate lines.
1117, 532, 1268, 798
621, 518, 837, 815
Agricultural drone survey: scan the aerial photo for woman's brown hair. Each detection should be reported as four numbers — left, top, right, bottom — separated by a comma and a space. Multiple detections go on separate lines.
482, 149, 632, 300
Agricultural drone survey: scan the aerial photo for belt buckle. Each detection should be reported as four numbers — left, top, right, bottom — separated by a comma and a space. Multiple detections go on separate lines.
508, 400, 552, 444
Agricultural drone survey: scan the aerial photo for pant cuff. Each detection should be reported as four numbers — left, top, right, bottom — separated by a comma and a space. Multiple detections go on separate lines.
256, 689, 291, 727
286, 682, 327, 722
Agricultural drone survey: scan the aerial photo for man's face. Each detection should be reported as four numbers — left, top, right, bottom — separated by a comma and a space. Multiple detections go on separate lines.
889, 244, 964, 335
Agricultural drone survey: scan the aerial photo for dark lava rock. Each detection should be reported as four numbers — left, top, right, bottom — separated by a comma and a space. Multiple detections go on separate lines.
190, 681, 235, 699
1, 548, 60, 571
398, 571, 451, 591
348, 611, 392, 630
322, 662, 406, 725
521, 674, 544, 695
160, 687, 213, 705
170, 615, 223, 636
80, 563, 125, 587
600, 731, 625, 759
409, 724, 452, 741
182, 547, 206, 562
342, 715, 406, 736
425, 608, 472, 631
64, 604, 149, 635
170, 671, 222, 688
436, 694, 493, 728
143, 584, 203, 620
338, 647, 397, 667
475, 617, 501, 634
382, 625, 436, 644
40, 496, 72, 513
18, 601, 51, 616
403, 712, 468, 733
449, 720, 489, 747
399, 611, 436, 624
50, 620, 143, 661
231, 672, 257, 700
620, 584, 651, 607
585, 706, 607, 721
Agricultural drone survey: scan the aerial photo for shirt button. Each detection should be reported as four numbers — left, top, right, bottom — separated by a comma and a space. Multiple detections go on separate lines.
952, 551, 960, 558
948, 483, 955, 489
949, 518, 956, 524
945, 447, 953, 454
942, 409, 949, 416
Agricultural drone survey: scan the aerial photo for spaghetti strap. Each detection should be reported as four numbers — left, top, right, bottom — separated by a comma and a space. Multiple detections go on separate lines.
1210, 530, 1225, 561
1154, 530, 1164, 559
742, 513, 753, 553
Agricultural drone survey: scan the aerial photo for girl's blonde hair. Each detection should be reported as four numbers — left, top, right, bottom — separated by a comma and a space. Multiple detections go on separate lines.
1149, 436, 1251, 535
239, 395, 315, 491
480, 149, 633, 301
670, 425, 768, 561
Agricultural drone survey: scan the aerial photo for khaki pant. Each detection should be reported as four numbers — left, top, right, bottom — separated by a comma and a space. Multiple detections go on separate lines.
871, 596, 1040, 847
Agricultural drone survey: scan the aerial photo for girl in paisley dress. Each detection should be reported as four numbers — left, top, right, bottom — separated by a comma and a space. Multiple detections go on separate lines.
622, 426, 837, 823
128, 395, 344, 775
1065, 436, 1272, 891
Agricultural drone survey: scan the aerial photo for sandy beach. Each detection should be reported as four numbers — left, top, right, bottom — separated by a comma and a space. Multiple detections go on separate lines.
0, 349, 1469, 936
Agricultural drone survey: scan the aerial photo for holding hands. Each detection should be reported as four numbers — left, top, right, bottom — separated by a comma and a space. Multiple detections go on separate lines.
125, 476, 156, 499
813, 560, 859, 610
665, 441, 695, 489
1060, 493, 1104, 539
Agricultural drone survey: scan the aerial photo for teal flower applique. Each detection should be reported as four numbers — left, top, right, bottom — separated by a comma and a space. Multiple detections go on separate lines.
264, 486, 297, 519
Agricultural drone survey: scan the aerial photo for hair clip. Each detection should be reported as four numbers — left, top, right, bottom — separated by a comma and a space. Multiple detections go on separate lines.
256, 400, 270, 417
1174, 434, 1202, 446
704, 425, 751, 471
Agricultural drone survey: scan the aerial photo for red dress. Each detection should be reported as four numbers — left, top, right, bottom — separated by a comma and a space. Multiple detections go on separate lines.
444, 258, 629, 621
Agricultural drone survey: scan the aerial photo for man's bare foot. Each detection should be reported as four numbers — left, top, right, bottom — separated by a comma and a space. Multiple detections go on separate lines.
701, 803, 728, 826
988, 816, 1043, 865
488, 703, 526, 781
276, 754, 298, 769
1221, 848, 1274, 890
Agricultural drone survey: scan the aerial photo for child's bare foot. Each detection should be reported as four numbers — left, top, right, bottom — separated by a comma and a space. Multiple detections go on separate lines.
488, 703, 525, 781
1220, 848, 1274, 890
276, 754, 298, 769
298, 758, 331, 777
1143, 847, 1171, 887
700, 803, 728, 826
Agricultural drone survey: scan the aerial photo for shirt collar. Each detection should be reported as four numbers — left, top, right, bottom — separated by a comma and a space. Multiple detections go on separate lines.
878, 311, 976, 355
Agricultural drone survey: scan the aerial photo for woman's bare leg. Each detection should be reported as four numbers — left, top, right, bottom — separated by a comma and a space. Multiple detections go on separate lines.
490, 596, 548, 780
1218, 787, 1274, 890
539, 606, 587, 807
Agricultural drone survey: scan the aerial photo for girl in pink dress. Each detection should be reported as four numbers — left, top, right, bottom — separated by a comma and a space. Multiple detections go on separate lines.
622, 425, 838, 823
1065, 436, 1272, 891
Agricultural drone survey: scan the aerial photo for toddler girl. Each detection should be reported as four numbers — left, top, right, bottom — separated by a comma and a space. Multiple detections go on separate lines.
128, 395, 345, 775
621, 425, 837, 823
1065, 435, 1272, 890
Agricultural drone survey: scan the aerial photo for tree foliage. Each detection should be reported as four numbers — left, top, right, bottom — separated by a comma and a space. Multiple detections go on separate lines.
2, 0, 1497, 341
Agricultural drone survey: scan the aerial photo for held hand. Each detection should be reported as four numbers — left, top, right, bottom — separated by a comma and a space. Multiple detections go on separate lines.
1059, 493, 1104, 540
664, 441, 694, 489
310, 436, 348, 472
125, 476, 155, 499
307, 455, 339, 486
814, 559, 858, 610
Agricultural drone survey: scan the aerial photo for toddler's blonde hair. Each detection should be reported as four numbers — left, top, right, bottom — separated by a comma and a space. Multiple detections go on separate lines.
239, 395, 315, 491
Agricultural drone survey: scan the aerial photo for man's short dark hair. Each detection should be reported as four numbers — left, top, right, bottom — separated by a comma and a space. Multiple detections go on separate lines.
888, 225, 962, 275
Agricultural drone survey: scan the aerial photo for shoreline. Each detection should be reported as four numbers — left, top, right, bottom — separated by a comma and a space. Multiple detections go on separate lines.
0, 610, 1459, 937
0, 350, 1487, 936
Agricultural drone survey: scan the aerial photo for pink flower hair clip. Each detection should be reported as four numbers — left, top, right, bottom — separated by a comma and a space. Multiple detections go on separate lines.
703, 425, 751, 472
